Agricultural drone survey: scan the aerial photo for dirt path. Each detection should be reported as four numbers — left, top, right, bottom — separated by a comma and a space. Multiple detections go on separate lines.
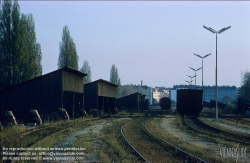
53, 121, 111, 163
51, 118, 131, 163
160, 118, 221, 149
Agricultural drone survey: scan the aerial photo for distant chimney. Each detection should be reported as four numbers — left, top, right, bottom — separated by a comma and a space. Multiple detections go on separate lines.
141, 80, 143, 86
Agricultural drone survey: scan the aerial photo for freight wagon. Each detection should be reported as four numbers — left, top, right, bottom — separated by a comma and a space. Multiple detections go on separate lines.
177, 89, 203, 117
160, 97, 171, 110
238, 98, 250, 114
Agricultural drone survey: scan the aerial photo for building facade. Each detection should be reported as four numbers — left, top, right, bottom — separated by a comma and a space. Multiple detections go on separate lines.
170, 85, 237, 103
152, 88, 169, 103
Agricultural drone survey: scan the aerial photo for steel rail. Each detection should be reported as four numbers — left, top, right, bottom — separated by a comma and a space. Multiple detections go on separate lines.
184, 118, 250, 145
144, 121, 209, 163
120, 122, 150, 163
219, 117, 250, 126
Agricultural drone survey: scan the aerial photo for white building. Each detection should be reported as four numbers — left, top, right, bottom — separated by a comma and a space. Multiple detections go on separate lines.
152, 88, 169, 103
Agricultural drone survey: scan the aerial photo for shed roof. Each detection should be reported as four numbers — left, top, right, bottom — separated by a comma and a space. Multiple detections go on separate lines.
85, 79, 118, 87
117, 92, 142, 100
0, 66, 87, 92
60, 66, 87, 77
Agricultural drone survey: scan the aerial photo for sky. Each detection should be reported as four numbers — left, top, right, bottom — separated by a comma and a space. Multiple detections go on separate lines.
17, 1, 250, 88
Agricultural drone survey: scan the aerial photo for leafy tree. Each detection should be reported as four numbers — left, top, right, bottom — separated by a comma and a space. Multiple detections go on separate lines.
120, 85, 134, 97
238, 70, 250, 100
109, 64, 121, 97
0, 0, 42, 90
24, 14, 42, 79
221, 95, 233, 104
57, 25, 78, 70
0, 0, 13, 89
80, 60, 91, 84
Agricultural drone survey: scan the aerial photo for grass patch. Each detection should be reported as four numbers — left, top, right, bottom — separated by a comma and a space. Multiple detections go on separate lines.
99, 118, 141, 163
71, 133, 98, 153
200, 117, 250, 135
122, 117, 199, 163
0, 117, 102, 162
147, 117, 231, 163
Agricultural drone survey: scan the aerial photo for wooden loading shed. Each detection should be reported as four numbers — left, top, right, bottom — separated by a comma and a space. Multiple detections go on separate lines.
117, 92, 146, 111
84, 79, 117, 114
0, 67, 87, 122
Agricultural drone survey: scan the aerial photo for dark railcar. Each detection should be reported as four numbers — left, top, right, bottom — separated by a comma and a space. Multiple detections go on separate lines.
0, 67, 86, 123
238, 98, 250, 113
177, 89, 203, 117
160, 97, 171, 110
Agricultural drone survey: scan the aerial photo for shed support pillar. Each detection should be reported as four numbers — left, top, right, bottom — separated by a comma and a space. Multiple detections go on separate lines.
72, 92, 75, 119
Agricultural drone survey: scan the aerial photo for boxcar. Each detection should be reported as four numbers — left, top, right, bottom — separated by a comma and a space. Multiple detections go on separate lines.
160, 97, 171, 110
177, 89, 203, 117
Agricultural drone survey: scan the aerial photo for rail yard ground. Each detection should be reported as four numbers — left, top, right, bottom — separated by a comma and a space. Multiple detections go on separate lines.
1, 108, 250, 163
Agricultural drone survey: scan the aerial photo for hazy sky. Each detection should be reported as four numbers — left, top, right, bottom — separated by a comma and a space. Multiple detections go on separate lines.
18, 1, 250, 88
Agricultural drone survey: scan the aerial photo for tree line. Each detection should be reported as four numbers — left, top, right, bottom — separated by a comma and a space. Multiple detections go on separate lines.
57, 25, 122, 97
0, 0, 121, 97
0, 0, 42, 90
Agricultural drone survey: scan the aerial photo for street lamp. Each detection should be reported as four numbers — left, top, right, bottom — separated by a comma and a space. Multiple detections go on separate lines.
203, 25, 231, 120
185, 80, 193, 89
189, 67, 202, 89
193, 53, 211, 90
187, 75, 196, 89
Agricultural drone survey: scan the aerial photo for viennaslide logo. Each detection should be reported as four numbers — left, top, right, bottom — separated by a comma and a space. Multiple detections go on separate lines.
219, 143, 247, 162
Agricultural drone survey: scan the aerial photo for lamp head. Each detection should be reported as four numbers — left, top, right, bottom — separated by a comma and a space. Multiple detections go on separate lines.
203, 25, 216, 34
218, 26, 231, 34
189, 67, 195, 71
203, 53, 211, 58
194, 53, 202, 58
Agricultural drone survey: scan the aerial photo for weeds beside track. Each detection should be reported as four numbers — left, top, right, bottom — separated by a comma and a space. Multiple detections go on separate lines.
184, 118, 250, 145
121, 117, 208, 163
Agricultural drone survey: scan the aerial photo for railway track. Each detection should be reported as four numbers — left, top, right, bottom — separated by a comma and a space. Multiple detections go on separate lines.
184, 118, 250, 145
2, 118, 100, 143
219, 117, 250, 127
121, 118, 208, 163
2, 118, 100, 163
204, 112, 250, 125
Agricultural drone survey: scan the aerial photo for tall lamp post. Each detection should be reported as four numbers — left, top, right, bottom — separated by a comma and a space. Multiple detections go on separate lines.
185, 80, 193, 88
189, 67, 202, 89
203, 25, 231, 120
187, 75, 196, 89
193, 53, 211, 91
